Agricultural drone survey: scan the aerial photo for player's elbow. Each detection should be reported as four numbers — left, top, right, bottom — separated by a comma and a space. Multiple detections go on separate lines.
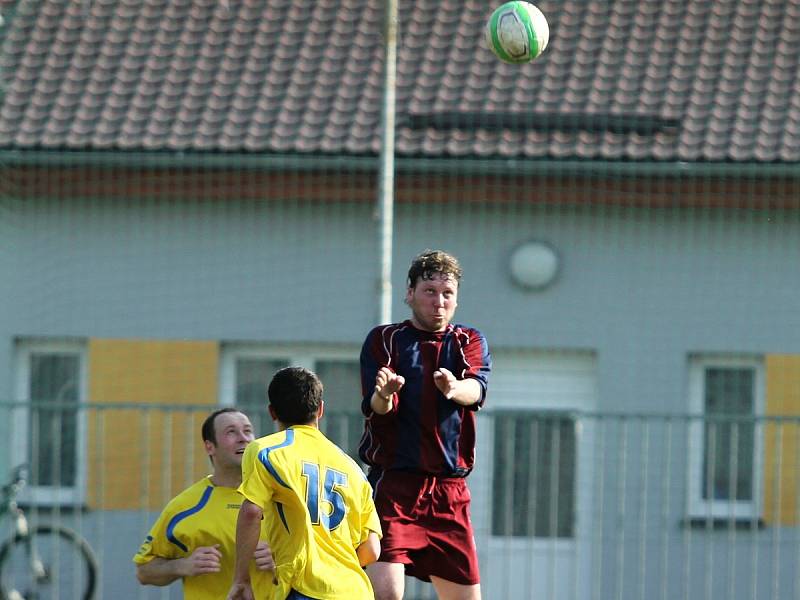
135, 564, 158, 586
135, 560, 177, 587
240, 498, 264, 523
357, 532, 381, 567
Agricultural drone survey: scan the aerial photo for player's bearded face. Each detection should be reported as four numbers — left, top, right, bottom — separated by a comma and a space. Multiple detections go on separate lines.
406, 273, 458, 332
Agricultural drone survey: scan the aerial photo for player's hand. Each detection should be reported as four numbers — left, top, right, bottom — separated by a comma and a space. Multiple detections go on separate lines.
226, 581, 255, 600
254, 540, 275, 571
182, 544, 222, 576
433, 367, 458, 399
375, 366, 405, 398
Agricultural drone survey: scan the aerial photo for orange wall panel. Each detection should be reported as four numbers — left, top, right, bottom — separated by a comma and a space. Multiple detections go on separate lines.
86, 339, 219, 510
763, 355, 800, 526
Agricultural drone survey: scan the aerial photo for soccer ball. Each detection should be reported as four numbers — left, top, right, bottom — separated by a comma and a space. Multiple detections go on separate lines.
484, 1, 550, 64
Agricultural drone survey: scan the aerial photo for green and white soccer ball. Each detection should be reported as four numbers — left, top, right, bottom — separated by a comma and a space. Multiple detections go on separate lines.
485, 1, 550, 64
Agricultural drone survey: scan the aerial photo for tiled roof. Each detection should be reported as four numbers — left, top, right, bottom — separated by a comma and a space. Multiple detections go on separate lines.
0, 0, 798, 162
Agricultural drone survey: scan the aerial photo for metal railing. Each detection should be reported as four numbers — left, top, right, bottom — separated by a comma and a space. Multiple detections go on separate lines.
1, 402, 797, 600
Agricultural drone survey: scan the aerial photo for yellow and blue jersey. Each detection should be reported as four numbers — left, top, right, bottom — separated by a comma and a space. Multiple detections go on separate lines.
240, 425, 381, 600
133, 475, 272, 600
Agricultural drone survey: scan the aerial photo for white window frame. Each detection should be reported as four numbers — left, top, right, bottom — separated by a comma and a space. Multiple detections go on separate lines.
687, 354, 764, 520
481, 351, 597, 549
13, 338, 88, 506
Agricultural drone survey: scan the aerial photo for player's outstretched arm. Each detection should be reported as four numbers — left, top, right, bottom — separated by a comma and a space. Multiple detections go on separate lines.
433, 368, 482, 406
136, 545, 222, 586
356, 531, 381, 567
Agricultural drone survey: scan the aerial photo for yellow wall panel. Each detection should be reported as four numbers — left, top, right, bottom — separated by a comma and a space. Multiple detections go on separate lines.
86, 339, 219, 510
763, 355, 800, 526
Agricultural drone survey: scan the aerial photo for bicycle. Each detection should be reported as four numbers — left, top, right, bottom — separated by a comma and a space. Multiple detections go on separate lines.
0, 465, 98, 600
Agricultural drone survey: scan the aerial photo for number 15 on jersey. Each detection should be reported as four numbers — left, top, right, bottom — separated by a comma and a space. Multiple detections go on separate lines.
302, 462, 348, 530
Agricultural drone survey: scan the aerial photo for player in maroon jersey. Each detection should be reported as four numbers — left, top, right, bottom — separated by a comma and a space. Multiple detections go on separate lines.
359, 250, 491, 600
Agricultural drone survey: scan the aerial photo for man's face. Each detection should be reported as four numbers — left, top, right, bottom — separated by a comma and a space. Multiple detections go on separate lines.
206, 411, 254, 469
406, 272, 459, 332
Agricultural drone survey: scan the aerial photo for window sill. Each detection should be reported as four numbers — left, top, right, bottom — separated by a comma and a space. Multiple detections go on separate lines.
680, 517, 765, 530
18, 502, 92, 515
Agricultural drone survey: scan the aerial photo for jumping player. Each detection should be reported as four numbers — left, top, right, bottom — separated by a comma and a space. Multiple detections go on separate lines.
359, 249, 492, 600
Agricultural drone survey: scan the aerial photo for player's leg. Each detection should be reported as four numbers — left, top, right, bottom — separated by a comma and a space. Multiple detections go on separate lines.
367, 470, 427, 600
430, 577, 481, 600
420, 478, 481, 598
367, 561, 405, 600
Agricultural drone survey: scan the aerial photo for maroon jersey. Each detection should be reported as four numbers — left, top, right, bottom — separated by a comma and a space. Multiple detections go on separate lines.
358, 320, 491, 477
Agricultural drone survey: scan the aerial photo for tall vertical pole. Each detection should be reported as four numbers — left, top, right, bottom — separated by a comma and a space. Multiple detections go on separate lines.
377, 0, 398, 325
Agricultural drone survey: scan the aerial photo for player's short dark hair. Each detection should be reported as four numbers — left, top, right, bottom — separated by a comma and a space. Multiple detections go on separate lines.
268, 367, 323, 425
407, 249, 462, 288
201, 407, 243, 445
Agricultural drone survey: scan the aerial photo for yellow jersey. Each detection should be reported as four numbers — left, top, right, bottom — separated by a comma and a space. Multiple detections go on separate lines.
133, 475, 273, 600
240, 425, 381, 600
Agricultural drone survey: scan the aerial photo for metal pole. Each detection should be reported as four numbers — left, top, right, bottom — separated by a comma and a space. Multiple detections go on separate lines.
377, 0, 398, 325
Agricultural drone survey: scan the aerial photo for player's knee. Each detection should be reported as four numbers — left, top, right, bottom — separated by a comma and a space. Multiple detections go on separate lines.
429, 578, 481, 600
371, 576, 403, 600
367, 563, 404, 600
373, 587, 403, 600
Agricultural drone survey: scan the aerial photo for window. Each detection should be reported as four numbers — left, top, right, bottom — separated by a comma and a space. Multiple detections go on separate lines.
233, 357, 290, 439
220, 346, 363, 461
14, 339, 87, 504
315, 360, 363, 459
492, 411, 576, 538
688, 356, 764, 519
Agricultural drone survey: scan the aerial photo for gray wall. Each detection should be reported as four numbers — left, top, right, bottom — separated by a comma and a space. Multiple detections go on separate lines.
5, 196, 799, 408
3, 193, 799, 599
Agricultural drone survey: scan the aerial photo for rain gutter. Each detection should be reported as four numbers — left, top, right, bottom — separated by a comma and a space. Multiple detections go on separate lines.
1, 150, 799, 180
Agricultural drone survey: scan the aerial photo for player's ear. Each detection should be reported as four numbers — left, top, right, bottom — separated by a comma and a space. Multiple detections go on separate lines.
203, 439, 215, 459
317, 401, 325, 420
268, 405, 277, 421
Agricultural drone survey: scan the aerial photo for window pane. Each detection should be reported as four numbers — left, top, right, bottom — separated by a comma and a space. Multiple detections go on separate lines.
29, 353, 79, 487
315, 360, 363, 461
492, 412, 576, 538
702, 367, 754, 501
235, 358, 289, 436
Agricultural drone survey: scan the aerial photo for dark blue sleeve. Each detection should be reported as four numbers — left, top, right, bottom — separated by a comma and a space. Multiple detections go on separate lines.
360, 327, 381, 416
461, 326, 491, 410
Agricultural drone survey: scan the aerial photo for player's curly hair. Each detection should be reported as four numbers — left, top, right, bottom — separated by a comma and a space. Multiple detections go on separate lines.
268, 366, 323, 425
406, 249, 462, 288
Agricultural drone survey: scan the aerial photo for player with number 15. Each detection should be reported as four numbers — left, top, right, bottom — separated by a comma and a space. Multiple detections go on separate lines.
227, 367, 381, 600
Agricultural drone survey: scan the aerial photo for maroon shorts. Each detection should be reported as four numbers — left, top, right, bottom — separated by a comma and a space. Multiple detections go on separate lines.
369, 469, 480, 585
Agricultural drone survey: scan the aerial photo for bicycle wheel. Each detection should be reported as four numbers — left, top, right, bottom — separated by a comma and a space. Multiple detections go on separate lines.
0, 525, 98, 600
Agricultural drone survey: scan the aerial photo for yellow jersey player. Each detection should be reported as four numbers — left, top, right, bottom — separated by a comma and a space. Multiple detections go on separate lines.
134, 408, 274, 599
227, 367, 381, 600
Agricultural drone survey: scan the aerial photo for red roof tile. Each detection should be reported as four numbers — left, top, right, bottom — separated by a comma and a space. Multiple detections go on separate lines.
1, 0, 799, 162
